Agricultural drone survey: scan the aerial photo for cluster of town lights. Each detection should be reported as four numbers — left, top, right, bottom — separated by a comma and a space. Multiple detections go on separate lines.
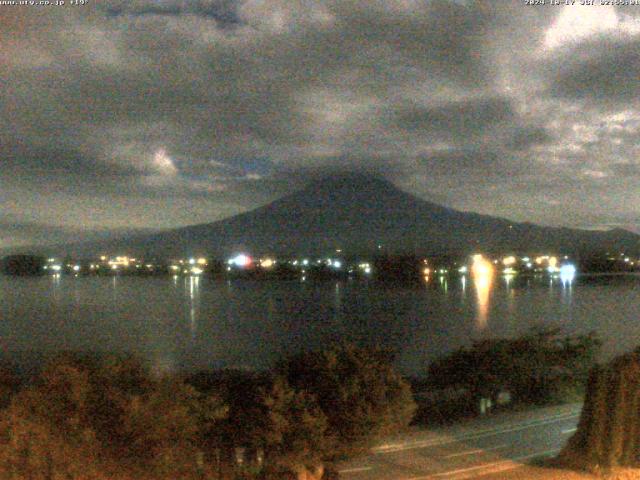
417, 253, 578, 287
39, 251, 586, 284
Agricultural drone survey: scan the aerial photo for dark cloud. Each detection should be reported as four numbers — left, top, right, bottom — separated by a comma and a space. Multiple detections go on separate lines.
104, 0, 241, 27
1, 0, 639, 248
507, 127, 555, 151
1, 143, 134, 179
0, 217, 78, 239
394, 97, 515, 138
0, 216, 157, 251
550, 39, 640, 104
416, 148, 502, 176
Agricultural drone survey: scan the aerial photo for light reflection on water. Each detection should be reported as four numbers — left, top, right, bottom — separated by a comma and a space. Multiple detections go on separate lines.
188, 276, 200, 339
473, 272, 492, 331
0, 272, 635, 376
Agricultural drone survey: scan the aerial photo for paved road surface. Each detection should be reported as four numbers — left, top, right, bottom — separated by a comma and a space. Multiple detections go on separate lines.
336, 404, 582, 480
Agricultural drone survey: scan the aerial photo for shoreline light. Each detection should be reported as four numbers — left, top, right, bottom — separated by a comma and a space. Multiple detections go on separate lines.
560, 264, 577, 284
229, 254, 252, 268
503, 256, 516, 266
471, 254, 493, 277
260, 258, 275, 268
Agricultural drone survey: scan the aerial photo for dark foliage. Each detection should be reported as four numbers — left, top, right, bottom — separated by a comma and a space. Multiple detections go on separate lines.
279, 344, 417, 458
0, 346, 415, 478
0, 255, 45, 276
560, 347, 640, 470
372, 255, 425, 284
0, 353, 227, 479
427, 327, 601, 407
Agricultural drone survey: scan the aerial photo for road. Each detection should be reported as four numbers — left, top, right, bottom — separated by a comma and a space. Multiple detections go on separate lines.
336, 403, 582, 480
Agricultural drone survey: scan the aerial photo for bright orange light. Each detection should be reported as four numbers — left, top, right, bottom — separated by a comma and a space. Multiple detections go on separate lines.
503, 256, 516, 266
535, 255, 549, 265
472, 255, 494, 277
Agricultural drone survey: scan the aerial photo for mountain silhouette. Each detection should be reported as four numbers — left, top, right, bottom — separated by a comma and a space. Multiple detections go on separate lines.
40, 174, 640, 258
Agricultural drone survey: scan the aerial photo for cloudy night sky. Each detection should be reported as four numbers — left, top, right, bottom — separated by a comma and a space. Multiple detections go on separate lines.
1, 0, 640, 249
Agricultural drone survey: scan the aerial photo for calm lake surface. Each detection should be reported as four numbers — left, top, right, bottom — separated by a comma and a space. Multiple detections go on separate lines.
0, 273, 638, 376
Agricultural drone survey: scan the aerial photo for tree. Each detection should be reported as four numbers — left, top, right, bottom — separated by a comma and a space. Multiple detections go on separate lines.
0, 255, 45, 276
0, 353, 228, 479
560, 348, 640, 471
280, 344, 416, 458
258, 377, 329, 478
121, 377, 227, 477
427, 327, 601, 406
0, 365, 20, 409
0, 355, 101, 478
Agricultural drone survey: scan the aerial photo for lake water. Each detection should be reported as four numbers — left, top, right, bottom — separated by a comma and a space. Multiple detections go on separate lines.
0, 273, 638, 376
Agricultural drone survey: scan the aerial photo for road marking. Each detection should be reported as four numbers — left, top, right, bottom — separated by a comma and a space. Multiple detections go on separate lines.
404, 448, 560, 480
562, 427, 577, 434
442, 444, 508, 459
375, 412, 580, 454
338, 467, 373, 474
376, 410, 579, 452
443, 449, 484, 459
